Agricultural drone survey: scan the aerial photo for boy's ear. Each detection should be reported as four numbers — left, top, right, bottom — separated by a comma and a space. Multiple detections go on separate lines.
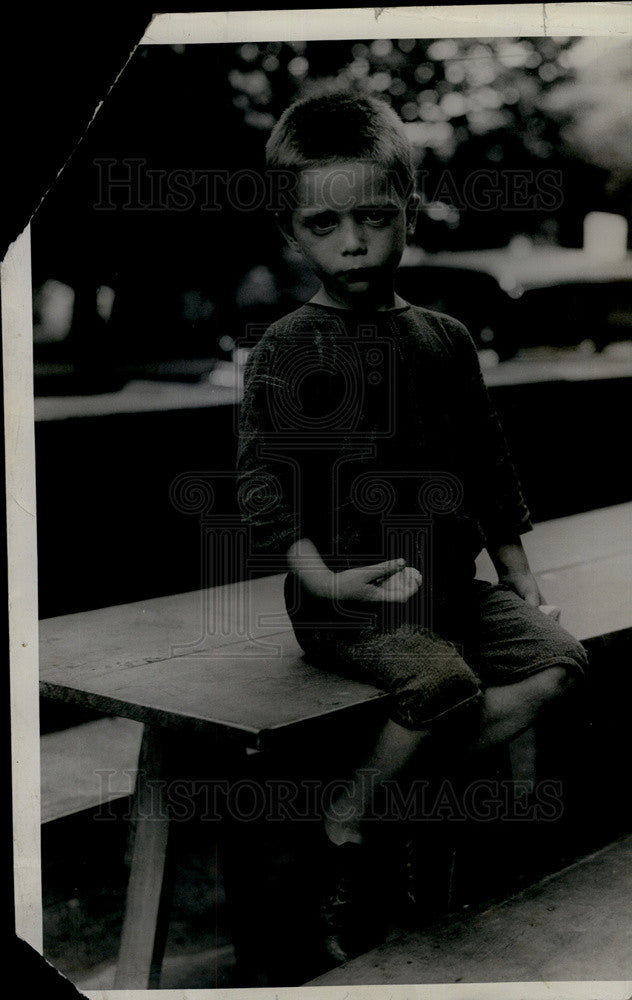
275, 212, 300, 253
406, 192, 421, 237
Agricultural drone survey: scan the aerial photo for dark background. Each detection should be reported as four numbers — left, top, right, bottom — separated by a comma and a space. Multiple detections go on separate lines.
28, 32, 631, 367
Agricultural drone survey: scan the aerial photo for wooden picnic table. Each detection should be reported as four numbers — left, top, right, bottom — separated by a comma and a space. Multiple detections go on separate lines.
39, 502, 632, 987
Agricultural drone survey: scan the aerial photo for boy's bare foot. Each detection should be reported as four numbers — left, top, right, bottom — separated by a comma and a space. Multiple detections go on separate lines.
317, 826, 386, 962
324, 815, 363, 846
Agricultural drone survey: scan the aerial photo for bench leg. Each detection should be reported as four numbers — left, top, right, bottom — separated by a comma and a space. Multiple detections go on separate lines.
114, 724, 172, 989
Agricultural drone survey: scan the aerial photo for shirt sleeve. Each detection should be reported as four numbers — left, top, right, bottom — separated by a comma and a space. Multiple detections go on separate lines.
447, 318, 533, 545
237, 323, 341, 557
236, 336, 304, 557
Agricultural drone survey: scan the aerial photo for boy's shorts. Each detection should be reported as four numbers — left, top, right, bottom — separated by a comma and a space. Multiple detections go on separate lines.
287, 577, 588, 733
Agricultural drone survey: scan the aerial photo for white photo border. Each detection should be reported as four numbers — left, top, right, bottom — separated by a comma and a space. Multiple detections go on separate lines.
3, 5, 632, 999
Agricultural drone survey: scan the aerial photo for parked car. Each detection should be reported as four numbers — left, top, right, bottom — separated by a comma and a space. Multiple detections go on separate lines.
396, 244, 632, 359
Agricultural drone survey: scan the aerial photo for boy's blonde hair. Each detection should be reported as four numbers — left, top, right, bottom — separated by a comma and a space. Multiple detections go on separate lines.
266, 91, 415, 203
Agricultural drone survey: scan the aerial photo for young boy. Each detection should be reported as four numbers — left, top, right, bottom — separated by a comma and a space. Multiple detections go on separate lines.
236, 92, 586, 957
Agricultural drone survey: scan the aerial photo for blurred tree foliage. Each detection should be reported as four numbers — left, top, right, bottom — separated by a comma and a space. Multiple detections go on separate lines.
32, 37, 629, 363
543, 38, 632, 195
226, 35, 623, 250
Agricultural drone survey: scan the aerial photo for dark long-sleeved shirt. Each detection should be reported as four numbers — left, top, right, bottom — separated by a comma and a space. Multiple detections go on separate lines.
236, 301, 532, 597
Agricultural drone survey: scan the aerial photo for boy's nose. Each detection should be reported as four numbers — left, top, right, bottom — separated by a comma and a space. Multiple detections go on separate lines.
340, 217, 367, 254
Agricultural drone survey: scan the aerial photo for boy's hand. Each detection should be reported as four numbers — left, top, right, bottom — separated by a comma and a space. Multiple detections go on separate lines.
332, 559, 422, 603
498, 570, 543, 608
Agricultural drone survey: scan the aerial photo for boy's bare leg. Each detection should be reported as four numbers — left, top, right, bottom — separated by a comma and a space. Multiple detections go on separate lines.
507, 726, 537, 789
325, 719, 430, 845
326, 665, 574, 844
476, 665, 578, 790
473, 664, 574, 750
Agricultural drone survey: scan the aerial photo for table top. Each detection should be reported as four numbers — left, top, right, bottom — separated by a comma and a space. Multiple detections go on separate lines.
39, 574, 387, 749
40, 504, 631, 748
34, 353, 632, 422
476, 502, 632, 641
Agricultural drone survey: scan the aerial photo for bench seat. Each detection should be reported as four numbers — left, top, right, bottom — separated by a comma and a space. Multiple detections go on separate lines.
40, 502, 632, 823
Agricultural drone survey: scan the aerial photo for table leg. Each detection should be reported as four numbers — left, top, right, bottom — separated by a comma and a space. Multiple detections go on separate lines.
114, 724, 172, 989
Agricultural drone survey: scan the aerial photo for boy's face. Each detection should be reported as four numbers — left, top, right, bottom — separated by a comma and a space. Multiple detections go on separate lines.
284, 160, 417, 309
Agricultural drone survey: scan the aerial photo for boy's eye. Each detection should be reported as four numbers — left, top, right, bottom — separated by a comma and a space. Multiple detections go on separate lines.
304, 212, 338, 235
356, 208, 398, 226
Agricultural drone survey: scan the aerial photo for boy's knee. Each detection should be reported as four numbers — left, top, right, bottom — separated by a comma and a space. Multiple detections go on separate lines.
392, 671, 482, 734
533, 663, 577, 704
555, 632, 589, 675
537, 628, 588, 701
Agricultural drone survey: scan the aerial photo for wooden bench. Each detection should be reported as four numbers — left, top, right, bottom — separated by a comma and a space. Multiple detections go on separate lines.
39, 502, 632, 987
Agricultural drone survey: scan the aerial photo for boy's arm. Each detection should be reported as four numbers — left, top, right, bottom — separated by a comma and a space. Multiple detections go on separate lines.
236, 338, 307, 558
287, 537, 418, 603
286, 537, 334, 598
237, 327, 340, 560
486, 536, 543, 607
444, 321, 544, 605
450, 321, 533, 547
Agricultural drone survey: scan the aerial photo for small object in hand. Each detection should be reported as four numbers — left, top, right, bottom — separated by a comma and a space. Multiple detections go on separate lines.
539, 604, 561, 623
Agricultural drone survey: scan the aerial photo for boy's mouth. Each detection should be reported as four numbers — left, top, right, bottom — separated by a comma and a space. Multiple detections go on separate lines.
337, 267, 376, 282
